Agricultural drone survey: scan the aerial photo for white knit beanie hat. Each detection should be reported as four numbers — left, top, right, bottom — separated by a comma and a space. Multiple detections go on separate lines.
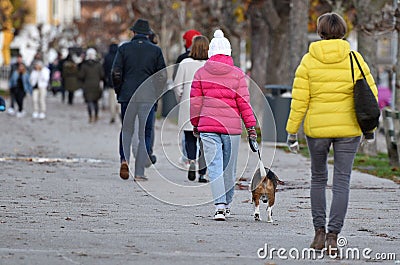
208, 29, 232, 58
86, 48, 97, 60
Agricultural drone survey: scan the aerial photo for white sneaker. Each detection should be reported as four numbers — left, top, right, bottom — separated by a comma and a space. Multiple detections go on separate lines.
178, 156, 190, 171
7, 107, 15, 116
32, 112, 39, 119
225, 207, 231, 217
39, 113, 46, 119
213, 209, 226, 221
16, 111, 25, 118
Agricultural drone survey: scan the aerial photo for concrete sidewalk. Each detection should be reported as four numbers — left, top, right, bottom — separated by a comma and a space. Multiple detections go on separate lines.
0, 94, 399, 264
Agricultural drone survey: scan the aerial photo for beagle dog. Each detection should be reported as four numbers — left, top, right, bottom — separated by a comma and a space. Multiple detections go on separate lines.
250, 167, 284, 222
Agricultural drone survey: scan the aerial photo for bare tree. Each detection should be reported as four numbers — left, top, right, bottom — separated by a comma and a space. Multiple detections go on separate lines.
247, 0, 290, 89
289, 0, 309, 83
354, 0, 392, 155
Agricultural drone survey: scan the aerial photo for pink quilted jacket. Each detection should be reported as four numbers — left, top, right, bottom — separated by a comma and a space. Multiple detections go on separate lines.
190, 54, 256, 135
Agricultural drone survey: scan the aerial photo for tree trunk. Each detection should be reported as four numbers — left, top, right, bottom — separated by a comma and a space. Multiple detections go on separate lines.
247, 1, 269, 89
265, 0, 290, 86
355, 0, 388, 155
289, 0, 309, 140
289, 0, 309, 83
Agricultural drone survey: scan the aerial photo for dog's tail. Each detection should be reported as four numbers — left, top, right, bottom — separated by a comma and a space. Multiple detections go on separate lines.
276, 178, 285, 185
267, 169, 285, 186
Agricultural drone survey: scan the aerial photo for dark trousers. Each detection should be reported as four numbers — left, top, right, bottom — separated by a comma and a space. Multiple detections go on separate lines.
68, 91, 74, 105
119, 102, 153, 176
87, 101, 99, 118
9, 88, 15, 108
145, 104, 156, 155
61, 87, 66, 103
184, 130, 207, 175
306, 136, 360, 233
14, 89, 25, 112
120, 102, 155, 158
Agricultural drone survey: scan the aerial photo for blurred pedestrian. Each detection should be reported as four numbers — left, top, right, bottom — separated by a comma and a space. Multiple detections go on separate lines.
79, 48, 104, 123
145, 30, 160, 166
103, 42, 119, 123
49, 52, 65, 102
173, 29, 201, 170
62, 54, 79, 105
378, 85, 391, 110
190, 29, 257, 220
111, 18, 166, 181
129, 31, 159, 167
175, 29, 202, 68
7, 54, 25, 115
29, 60, 50, 119
285, 12, 378, 255
9, 63, 31, 117
0, 96, 5, 111
174, 35, 209, 183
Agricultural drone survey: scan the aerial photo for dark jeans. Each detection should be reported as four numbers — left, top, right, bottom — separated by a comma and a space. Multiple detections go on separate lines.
14, 89, 25, 112
67, 91, 74, 105
184, 130, 207, 175
145, 104, 156, 155
119, 102, 153, 176
306, 136, 361, 234
87, 100, 99, 118
9, 88, 15, 108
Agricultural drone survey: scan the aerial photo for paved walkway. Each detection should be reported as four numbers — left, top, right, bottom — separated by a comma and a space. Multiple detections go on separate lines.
0, 94, 399, 264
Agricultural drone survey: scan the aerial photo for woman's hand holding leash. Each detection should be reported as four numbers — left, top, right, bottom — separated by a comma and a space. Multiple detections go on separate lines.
286, 133, 299, 154
361, 132, 375, 146
247, 126, 258, 152
193, 127, 200, 138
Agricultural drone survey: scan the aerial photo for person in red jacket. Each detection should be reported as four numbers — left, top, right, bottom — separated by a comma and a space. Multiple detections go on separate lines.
190, 29, 257, 221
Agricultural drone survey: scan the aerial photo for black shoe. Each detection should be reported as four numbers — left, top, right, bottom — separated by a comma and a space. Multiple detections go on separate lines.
150, 155, 157, 164
198, 175, 208, 183
188, 160, 196, 181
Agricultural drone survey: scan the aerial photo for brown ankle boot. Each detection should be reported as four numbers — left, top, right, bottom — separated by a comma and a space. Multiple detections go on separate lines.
326, 232, 338, 256
310, 227, 326, 250
119, 161, 129, 180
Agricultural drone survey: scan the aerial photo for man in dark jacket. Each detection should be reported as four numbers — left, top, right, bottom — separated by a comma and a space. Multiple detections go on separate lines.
112, 19, 166, 181
103, 42, 119, 123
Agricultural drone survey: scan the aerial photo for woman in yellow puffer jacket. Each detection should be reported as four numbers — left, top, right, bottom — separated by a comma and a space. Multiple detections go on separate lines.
285, 12, 377, 255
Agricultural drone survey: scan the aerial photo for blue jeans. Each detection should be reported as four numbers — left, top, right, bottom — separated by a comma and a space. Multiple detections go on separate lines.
306, 136, 360, 233
200, 133, 240, 205
145, 104, 156, 155
119, 102, 153, 176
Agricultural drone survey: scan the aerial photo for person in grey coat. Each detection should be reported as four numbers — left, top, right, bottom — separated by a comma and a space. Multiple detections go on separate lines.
79, 48, 105, 123
111, 18, 166, 181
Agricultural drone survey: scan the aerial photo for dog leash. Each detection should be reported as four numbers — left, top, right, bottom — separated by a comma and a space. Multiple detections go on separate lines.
250, 138, 267, 177
257, 149, 267, 177
248, 139, 267, 192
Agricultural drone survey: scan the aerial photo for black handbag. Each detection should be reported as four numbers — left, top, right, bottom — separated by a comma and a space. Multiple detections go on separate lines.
350, 51, 380, 133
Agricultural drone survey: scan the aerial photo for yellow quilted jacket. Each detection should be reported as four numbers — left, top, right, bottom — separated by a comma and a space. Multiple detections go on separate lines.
286, 39, 378, 138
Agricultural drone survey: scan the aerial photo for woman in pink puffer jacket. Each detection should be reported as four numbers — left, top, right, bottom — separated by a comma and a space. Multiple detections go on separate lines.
190, 29, 257, 221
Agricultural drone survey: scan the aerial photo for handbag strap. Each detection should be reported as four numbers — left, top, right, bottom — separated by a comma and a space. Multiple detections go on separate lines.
349, 51, 366, 83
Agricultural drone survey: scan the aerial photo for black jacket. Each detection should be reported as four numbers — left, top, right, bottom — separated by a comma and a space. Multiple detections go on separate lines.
103, 44, 118, 88
111, 35, 166, 103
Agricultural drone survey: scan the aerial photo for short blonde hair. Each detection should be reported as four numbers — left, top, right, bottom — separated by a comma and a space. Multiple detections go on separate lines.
317, 12, 347, 40
189, 35, 209, 60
